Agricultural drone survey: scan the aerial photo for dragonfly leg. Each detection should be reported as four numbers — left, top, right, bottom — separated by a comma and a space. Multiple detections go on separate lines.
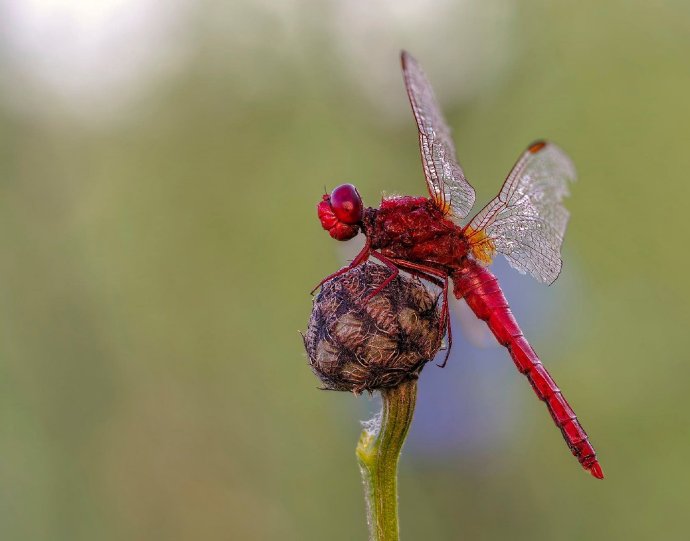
387, 258, 452, 367
361, 250, 400, 303
364, 250, 449, 369
355, 251, 446, 302
439, 306, 452, 367
310, 240, 371, 295
394, 268, 444, 289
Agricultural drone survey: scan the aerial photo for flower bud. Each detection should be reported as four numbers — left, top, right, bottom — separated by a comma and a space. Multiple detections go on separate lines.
304, 262, 444, 393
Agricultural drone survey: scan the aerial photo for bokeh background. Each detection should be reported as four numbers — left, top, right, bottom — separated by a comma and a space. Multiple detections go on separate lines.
1, 0, 689, 539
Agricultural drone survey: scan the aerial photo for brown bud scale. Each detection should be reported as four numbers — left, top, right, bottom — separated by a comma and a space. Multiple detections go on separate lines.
304, 262, 444, 393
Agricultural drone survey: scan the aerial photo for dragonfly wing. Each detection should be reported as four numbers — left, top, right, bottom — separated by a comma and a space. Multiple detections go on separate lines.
401, 51, 475, 220
466, 141, 576, 284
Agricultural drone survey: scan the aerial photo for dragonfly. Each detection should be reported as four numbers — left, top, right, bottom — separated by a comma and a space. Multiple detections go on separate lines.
314, 51, 602, 479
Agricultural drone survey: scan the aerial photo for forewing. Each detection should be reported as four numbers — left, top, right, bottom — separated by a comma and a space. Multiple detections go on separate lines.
401, 51, 475, 220
466, 141, 576, 284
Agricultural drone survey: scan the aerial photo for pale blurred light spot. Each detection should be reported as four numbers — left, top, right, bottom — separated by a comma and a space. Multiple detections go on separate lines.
0, 0, 518, 124
0, 0, 193, 123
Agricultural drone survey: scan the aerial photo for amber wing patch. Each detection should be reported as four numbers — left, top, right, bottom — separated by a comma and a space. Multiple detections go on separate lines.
465, 226, 496, 265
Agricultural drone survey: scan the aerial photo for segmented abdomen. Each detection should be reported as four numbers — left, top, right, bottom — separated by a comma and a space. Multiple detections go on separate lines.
453, 260, 603, 479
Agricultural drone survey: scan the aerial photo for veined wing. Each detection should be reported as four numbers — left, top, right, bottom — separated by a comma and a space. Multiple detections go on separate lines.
465, 141, 576, 284
401, 51, 475, 220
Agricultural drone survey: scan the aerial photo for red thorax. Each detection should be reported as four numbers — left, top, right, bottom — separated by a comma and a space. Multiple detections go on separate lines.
363, 196, 470, 271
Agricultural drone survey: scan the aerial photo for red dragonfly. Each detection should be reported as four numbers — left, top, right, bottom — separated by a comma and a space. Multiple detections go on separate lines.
314, 51, 603, 479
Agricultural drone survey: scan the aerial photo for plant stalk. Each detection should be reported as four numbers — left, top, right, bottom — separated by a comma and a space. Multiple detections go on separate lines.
356, 378, 418, 541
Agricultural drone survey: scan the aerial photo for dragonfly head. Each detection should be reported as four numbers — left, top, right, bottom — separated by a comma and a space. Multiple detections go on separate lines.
317, 183, 363, 241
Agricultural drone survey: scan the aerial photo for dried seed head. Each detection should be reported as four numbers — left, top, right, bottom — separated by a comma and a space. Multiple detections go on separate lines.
304, 262, 444, 393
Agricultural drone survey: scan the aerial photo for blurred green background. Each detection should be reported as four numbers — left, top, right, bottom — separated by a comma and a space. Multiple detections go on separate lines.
1, 0, 689, 539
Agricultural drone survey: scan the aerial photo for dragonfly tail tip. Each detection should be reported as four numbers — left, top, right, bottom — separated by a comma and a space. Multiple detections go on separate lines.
588, 462, 604, 479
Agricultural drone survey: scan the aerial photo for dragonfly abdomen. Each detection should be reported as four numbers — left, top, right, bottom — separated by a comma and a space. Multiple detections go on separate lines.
453, 260, 603, 479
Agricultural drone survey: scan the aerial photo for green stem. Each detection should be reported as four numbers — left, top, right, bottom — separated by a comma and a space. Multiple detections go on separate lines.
356, 379, 418, 541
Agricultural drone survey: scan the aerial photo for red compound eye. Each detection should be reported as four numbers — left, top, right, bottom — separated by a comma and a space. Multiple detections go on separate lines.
330, 184, 363, 225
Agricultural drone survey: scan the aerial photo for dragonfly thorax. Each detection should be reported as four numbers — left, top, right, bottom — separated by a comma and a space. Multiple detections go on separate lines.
363, 196, 469, 269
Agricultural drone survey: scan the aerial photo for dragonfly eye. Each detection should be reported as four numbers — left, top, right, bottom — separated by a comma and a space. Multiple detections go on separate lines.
317, 184, 363, 241
329, 184, 363, 225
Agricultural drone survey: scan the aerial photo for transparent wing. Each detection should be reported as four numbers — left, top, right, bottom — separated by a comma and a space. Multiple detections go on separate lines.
466, 141, 576, 284
401, 51, 475, 220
